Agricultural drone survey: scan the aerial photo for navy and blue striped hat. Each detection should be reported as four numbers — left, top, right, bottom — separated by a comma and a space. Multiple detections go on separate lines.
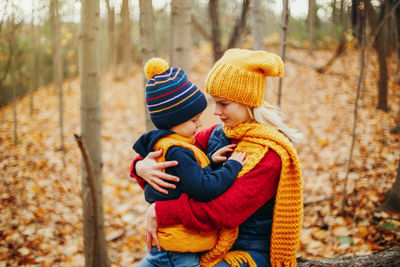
144, 58, 207, 129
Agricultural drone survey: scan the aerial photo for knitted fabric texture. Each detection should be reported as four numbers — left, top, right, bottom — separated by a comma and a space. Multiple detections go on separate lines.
200, 122, 303, 267
153, 134, 219, 252
144, 58, 207, 129
205, 49, 284, 107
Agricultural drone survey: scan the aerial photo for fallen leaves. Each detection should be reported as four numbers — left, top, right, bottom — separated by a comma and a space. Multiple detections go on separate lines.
0, 46, 399, 265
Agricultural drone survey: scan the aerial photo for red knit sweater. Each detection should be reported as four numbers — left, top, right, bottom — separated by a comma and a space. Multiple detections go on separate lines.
130, 125, 281, 232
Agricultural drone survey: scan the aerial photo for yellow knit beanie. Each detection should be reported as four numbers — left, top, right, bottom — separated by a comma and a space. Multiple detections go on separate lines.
206, 49, 284, 107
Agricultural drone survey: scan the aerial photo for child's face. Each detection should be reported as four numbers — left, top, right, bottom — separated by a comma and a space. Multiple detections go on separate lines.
212, 96, 253, 127
170, 113, 203, 138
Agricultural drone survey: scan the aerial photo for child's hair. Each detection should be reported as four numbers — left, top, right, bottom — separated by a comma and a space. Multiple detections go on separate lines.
248, 103, 303, 143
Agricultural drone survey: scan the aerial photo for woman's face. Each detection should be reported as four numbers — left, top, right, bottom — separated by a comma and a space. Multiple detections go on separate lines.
212, 96, 253, 127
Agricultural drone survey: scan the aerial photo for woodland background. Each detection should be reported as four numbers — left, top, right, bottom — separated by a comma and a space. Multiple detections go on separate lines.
1, 0, 400, 266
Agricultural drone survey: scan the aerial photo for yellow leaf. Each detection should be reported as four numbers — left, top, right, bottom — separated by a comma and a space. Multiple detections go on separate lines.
312, 229, 329, 240
317, 138, 329, 147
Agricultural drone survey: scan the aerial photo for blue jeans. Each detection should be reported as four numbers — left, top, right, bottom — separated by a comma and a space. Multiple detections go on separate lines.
136, 247, 201, 267
214, 249, 270, 267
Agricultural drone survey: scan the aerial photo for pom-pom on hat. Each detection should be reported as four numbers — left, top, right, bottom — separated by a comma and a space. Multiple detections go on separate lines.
144, 58, 207, 129
206, 48, 284, 107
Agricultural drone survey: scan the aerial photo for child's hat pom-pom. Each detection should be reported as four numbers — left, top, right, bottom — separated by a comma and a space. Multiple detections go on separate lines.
144, 58, 169, 79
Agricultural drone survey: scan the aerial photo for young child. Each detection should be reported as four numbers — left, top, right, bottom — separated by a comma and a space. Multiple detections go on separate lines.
133, 58, 246, 267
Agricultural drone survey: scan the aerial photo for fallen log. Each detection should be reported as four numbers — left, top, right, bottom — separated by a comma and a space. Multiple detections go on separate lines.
297, 247, 400, 267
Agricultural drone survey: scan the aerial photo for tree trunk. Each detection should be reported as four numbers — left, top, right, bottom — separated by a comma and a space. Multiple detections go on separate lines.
391, 109, 400, 133
341, 1, 366, 214
332, 0, 338, 24
340, 0, 346, 38
308, 0, 315, 54
381, 155, 400, 211
209, 0, 223, 62
365, 0, 389, 112
277, 0, 289, 107
120, 0, 131, 77
227, 0, 250, 49
139, 0, 156, 131
51, 0, 65, 163
251, 0, 263, 50
12, 60, 17, 145
79, 0, 110, 266
298, 247, 400, 266
170, 0, 191, 72
30, 0, 37, 116
105, 0, 116, 71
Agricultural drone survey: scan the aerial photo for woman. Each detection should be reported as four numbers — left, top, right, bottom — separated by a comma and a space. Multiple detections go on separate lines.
131, 49, 303, 267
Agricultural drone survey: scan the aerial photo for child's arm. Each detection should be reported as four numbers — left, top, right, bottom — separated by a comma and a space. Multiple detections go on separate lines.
166, 147, 244, 202
211, 144, 237, 164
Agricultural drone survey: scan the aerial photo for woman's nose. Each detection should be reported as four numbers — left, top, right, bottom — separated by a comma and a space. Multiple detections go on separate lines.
214, 106, 222, 115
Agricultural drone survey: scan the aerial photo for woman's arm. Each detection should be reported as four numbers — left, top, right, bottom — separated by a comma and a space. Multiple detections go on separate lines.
130, 125, 219, 194
155, 149, 282, 232
130, 149, 180, 194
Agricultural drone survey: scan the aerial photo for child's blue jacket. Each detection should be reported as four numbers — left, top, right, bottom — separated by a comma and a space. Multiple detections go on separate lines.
133, 129, 242, 203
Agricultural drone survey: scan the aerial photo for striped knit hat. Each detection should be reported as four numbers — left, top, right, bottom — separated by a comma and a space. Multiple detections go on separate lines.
144, 58, 207, 129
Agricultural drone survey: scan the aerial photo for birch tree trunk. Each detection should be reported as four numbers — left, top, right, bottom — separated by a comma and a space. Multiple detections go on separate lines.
251, 0, 264, 50
120, 0, 131, 77
79, 0, 110, 265
51, 0, 65, 163
171, 0, 191, 71
139, 0, 156, 131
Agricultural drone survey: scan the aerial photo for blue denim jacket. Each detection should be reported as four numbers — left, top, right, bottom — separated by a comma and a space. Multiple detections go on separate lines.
208, 124, 275, 253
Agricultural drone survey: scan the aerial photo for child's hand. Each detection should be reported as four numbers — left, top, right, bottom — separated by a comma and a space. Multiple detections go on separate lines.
211, 144, 237, 163
228, 152, 247, 166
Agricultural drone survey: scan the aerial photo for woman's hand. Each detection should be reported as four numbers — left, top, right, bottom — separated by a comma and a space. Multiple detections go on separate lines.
211, 144, 237, 164
145, 203, 160, 253
136, 149, 180, 194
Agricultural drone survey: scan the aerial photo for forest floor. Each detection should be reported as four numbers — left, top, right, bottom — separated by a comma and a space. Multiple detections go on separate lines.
1, 45, 400, 266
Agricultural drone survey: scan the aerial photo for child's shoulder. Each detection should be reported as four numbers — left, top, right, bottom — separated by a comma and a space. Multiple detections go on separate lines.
165, 145, 197, 161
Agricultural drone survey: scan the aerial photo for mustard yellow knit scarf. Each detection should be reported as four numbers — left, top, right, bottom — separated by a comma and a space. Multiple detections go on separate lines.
200, 123, 303, 267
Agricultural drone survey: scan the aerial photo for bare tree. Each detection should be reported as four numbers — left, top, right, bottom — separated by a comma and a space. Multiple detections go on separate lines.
120, 0, 131, 77
277, 0, 289, 107
365, 0, 389, 111
341, 0, 366, 214
139, 0, 156, 131
105, 0, 116, 71
251, 0, 264, 50
51, 0, 65, 163
308, 0, 315, 54
10, 2, 17, 145
209, 0, 251, 62
209, 0, 223, 62
228, 0, 250, 49
79, 0, 110, 265
29, 0, 37, 116
380, 156, 400, 211
170, 0, 191, 71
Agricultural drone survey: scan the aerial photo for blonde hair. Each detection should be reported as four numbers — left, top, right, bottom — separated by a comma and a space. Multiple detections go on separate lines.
249, 103, 303, 143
